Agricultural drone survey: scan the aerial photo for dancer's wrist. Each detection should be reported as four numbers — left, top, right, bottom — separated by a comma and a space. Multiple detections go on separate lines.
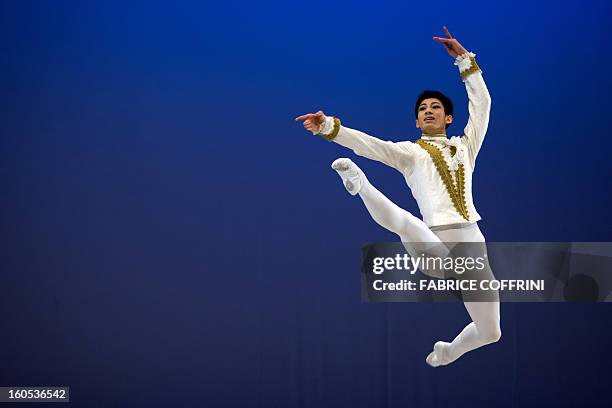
454, 51, 481, 81
316, 116, 341, 141
314, 115, 331, 135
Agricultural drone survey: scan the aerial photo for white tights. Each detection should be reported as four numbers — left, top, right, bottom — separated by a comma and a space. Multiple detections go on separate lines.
350, 165, 501, 366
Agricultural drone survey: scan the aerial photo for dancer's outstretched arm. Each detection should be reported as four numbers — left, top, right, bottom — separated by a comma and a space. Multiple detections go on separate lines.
434, 27, 491, 169
294, 111, 416, 173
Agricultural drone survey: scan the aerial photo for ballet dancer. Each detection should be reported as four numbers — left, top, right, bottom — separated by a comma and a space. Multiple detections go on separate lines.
295, 27, 501, 367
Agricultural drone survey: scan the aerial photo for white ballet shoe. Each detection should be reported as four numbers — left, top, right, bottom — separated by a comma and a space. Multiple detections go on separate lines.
331, 158, 365, 196
426, 341, 451, 367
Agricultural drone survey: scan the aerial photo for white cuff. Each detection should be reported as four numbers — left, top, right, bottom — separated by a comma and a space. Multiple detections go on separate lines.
315, 115, 335, 136
454, 51, 476, 73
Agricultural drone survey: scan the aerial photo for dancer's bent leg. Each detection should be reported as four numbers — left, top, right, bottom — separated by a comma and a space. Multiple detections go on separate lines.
426, 225, 501, 367
426, 301, 501, 367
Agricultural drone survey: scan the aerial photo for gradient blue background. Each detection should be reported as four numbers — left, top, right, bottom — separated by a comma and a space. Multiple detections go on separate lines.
1, 0, 611, 407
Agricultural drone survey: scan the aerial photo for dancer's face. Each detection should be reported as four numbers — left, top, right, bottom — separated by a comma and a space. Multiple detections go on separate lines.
415, 98, 453, 135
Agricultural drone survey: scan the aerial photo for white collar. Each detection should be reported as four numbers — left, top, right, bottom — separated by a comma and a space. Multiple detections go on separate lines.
420, 134, 448, 141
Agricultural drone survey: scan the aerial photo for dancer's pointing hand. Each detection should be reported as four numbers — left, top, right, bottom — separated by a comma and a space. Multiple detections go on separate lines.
433, 26, 468, 58
294, 110, 326, 133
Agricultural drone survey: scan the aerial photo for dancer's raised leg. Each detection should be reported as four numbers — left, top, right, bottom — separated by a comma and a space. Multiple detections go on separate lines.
331, 158, 442, 244
331, 158, 449, 276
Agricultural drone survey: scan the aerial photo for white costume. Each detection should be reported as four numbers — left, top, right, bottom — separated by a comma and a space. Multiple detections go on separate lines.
318, 52, 501, 367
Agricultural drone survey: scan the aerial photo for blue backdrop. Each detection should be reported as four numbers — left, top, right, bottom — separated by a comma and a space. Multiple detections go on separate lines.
1, 0, 611, 407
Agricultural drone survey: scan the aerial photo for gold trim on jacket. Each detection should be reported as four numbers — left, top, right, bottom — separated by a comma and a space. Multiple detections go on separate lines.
416, 139, 470, 221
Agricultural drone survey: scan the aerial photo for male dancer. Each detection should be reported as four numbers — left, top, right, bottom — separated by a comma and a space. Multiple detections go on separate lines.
295, 27, 500, 367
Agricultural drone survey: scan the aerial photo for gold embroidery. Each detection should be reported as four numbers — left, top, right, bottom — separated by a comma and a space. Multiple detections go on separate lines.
416, 139, 470, 221
320, 117, 341, 141
460, 55, 481, 81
